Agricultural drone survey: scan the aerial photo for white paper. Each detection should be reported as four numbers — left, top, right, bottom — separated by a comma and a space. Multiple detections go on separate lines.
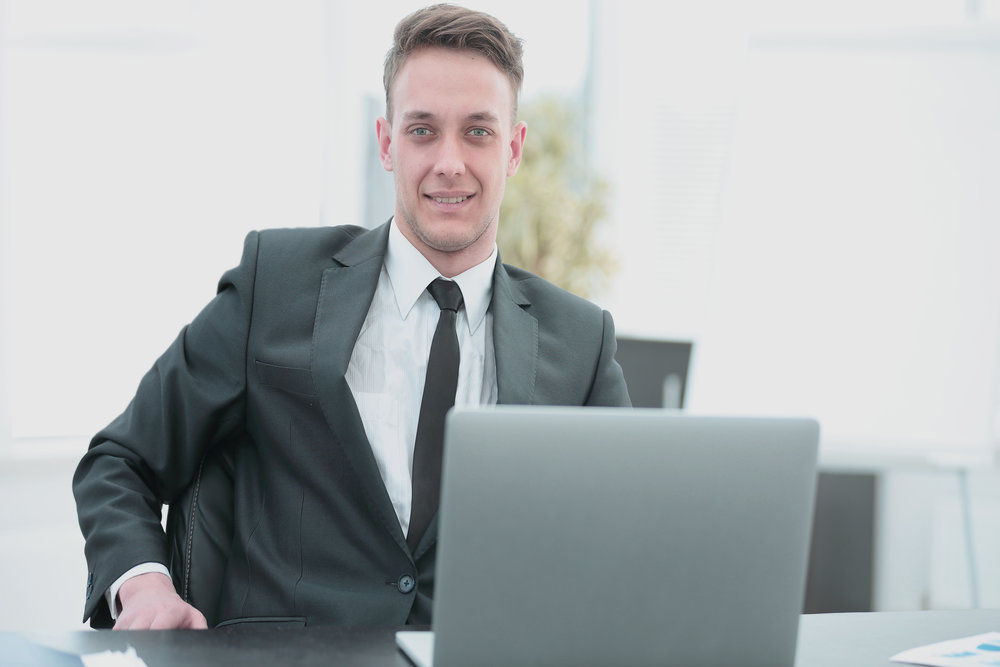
891, 632, 1000, 666
80, 645, 148, 667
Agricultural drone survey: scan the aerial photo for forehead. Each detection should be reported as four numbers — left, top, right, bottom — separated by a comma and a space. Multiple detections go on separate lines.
390, 47, 515, 124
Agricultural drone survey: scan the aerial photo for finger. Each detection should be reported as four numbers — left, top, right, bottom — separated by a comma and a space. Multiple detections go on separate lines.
186, 609, 209, 630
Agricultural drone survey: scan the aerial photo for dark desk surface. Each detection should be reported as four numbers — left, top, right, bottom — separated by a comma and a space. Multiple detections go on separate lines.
11, 610, 1000, 666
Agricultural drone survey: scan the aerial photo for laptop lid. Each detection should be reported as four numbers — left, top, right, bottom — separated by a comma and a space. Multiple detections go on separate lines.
402, 406, 819, 667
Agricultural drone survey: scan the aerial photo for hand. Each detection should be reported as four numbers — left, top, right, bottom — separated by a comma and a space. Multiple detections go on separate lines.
114, 572, 208, 630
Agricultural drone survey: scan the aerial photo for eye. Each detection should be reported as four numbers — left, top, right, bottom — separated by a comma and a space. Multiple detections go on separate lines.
411, 127, 432, 136
468, 128, 490, 137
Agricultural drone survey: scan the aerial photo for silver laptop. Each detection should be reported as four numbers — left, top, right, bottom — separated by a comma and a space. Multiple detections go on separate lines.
397, 406, 820, 667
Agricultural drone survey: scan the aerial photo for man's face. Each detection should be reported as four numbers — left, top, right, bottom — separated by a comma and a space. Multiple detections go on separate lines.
377, 47, 526, 274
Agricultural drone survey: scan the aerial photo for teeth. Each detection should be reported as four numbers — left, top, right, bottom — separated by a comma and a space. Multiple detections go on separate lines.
433, 196, 467, 204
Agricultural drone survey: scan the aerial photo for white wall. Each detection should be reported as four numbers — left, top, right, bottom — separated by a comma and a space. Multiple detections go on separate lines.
0, 2, 328, 441
0, 450, 89, 631
691, 28, 1000, 462
593, 2, 1000, 464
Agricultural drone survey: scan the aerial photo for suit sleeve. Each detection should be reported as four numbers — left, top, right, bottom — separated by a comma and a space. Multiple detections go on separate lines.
584, 309, 632, 407
72, 231, 261, 626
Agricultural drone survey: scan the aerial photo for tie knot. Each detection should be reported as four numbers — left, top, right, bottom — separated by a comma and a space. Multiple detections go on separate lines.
427, 278, 464, 312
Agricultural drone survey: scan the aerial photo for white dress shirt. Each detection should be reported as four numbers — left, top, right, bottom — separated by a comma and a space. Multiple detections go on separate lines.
106, 220, 498, 618
347, 221, 498, 536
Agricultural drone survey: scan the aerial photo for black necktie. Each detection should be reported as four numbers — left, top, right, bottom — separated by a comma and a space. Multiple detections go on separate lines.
408, 278, 464, 552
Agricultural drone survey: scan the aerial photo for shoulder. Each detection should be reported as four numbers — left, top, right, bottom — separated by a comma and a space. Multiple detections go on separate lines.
252, 224, 371, 257
498, 262, 606, 321
233, 224, 388, 272
496, 262, 629, 406
221, 224, 382, 287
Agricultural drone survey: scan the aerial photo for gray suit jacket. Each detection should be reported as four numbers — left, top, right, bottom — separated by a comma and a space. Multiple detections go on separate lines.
73, 222, 631, 628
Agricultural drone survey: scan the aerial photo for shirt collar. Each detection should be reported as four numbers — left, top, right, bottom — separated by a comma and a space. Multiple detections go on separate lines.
385, 219, 496, 335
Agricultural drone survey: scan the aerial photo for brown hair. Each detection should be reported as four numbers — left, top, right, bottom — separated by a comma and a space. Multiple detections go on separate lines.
383, 4, 525, 122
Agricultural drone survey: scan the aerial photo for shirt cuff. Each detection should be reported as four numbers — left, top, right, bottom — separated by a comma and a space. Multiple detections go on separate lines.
106, 563, 172, 620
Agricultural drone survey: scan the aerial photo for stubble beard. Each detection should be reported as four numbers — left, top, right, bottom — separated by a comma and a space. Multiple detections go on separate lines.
398, 203, 499, 256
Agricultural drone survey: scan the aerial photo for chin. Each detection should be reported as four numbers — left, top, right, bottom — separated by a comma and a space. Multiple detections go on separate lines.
424, 234, 479, 254
421, 222, 485, 249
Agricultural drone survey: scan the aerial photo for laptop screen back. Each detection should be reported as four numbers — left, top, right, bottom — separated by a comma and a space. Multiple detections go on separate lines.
429, 406, 819, 667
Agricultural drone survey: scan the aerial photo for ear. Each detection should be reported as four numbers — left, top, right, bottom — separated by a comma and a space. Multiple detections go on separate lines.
507, 121, 527, 177
376, 117, 393, 171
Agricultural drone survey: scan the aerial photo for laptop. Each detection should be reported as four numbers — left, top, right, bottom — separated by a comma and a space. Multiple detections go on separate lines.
397, 406, 820, 667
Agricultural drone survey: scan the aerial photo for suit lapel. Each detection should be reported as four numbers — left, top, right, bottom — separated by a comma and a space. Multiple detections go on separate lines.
492, 260, 538, 406
310, 222, 408, 548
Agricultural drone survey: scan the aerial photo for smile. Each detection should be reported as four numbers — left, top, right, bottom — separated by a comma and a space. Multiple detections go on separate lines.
430, 195, 470, 204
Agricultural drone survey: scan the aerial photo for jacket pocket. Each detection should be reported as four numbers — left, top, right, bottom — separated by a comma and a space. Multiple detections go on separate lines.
254, 360, 316, 397
216, 616, 307, 629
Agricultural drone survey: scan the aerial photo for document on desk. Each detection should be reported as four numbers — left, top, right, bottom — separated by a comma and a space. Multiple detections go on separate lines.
891, 632, 1000, 666
0, 634, 148, 667
80, 646, 148, 667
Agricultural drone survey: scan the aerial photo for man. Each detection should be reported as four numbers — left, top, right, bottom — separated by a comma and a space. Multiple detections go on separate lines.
73, 3, 630, 631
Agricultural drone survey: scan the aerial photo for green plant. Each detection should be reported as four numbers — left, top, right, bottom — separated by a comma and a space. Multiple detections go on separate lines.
498, 96, 616, 299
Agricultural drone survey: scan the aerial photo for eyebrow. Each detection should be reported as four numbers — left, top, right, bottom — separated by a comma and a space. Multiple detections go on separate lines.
466, 111, 501, 124
400, 110, 501, 124
401, 111, 435, 122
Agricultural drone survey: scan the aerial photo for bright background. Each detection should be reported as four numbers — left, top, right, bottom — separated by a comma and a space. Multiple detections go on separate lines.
2, 0, 1000, 630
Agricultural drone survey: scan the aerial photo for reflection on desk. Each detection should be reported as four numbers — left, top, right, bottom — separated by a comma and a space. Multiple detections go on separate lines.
9, 610, 1000, 667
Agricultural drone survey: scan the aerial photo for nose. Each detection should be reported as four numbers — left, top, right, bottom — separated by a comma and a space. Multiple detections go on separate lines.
432, 134, 467, 177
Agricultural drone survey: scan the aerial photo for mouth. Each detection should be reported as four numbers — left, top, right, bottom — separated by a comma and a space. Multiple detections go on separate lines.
426, 193, 473, 205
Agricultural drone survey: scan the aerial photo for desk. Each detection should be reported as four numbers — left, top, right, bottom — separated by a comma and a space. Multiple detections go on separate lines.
796, 610, 1000, 666
11, 610, 1000, 666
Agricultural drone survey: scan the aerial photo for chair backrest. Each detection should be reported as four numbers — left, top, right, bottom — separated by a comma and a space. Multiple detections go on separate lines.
614, 336, 693, 409
165, 436, 239, 627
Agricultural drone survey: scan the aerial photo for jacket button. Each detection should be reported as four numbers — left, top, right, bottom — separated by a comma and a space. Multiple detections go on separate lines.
397, 574, 416, 594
